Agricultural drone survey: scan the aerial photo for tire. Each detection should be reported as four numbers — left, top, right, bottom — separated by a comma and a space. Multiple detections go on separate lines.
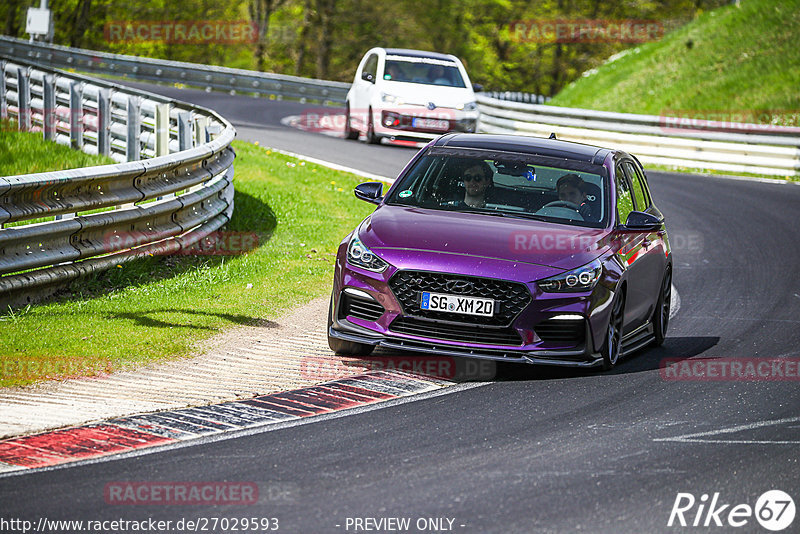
652, 267, 672, 347
601, 291, 625, 371
366, 108, 380, 144
344, 103, 358, 140
327, 294, 375, 356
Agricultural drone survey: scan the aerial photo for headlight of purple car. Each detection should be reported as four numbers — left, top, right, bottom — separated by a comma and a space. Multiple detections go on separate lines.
537, 258, 603, 292
347, 235, 389, 272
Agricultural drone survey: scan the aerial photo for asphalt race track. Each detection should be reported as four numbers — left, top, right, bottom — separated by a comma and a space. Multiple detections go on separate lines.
2, 84, 799, 533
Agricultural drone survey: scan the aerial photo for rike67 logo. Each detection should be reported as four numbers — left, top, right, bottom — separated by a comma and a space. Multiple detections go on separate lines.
668, 490, 795, 531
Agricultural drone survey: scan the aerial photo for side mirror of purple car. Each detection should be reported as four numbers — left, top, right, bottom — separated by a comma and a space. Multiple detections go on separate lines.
622, 211, 663, 231
354, 182, 384, 205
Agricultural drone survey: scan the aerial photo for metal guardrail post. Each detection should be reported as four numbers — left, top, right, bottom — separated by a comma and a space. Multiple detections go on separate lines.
17, 66, 31, 131
43, 74, 56, 141
126, 95, 141, 161
155, 103, 173, 200
155, 103, 170, 156
178, 112, 192, 151
97, 88, 110, 156
69, 81, 83, 150
195, 116, 209, 146
0, 59, 6, 120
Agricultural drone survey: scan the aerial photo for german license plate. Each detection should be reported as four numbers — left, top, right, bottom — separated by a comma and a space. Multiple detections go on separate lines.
420, 292, 495, 317
412, 117, 449, 130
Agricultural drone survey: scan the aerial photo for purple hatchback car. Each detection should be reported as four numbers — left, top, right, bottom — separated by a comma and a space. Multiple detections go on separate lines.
328, 134, 672, 369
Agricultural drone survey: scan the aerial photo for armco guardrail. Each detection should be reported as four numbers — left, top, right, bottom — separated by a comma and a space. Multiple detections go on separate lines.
0, 55, 236, 308
477, 95, 800, 177
484, 91, 549, 105
0, 36, 349, 105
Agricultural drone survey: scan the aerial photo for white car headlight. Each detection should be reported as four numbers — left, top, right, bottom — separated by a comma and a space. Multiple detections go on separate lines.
459, 101, 478, 111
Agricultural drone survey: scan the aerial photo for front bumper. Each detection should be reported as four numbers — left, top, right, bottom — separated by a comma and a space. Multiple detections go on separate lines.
373, 107, 479, 140
329, 322, 604, 368
330, 267, 610, 368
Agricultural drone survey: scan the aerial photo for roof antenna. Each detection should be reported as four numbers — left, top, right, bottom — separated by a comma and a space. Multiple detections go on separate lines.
549, 133, 557, 139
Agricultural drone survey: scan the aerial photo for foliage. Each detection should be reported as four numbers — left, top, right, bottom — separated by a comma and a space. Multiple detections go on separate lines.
1, 0, 731, 95
550, 0, 800, 113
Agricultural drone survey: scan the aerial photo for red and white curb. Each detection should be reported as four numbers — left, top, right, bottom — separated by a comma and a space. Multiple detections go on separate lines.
0, 371, 450, 474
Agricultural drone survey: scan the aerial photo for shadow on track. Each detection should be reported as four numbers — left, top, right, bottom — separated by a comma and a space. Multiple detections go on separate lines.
495, 335, 721, 381
352, 335, 720, 383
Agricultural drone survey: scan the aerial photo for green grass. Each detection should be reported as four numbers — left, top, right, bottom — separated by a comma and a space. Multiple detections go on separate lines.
549, 0, 800, 116
0, 122, 115, 176
0, 140, 377, 387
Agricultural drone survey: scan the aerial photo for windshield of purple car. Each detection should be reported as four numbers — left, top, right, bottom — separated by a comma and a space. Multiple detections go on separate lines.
382, 57, 466, 88
385, 155, 608, 227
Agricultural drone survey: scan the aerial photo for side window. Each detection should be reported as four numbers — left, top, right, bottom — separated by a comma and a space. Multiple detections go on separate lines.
615, 163, 634, 225
363, 54, 378, 79
624, 161, 651, 211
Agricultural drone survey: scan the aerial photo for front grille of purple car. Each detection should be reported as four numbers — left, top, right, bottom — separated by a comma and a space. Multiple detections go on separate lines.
389, 316, 523, 346
388, 270, 531, 327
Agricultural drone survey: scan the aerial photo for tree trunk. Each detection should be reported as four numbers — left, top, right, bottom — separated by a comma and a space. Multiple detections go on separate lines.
250, 0, 279, 72
294, 0, 313, 76
4, 0, 22, 37
315, 0, 335, 79
69, 0, 93, 48
550, 43, 562, 97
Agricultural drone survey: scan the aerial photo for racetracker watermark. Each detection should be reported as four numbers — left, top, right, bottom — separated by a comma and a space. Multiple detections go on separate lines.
104, 21, 297, 45
511, 232, 597, 254
509, 19, 664, 43
510, 229, 701, 258
301, 355, 496, 381
104, 482, 258, 505
103, 230, 259, 256
1, 357, 114, 382
668, 490, 795, 530
291, 107, 458, 135
660, 109, 800, 135
660, 358, 800, 381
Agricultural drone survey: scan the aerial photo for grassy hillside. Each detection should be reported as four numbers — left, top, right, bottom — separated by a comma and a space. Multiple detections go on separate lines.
549, 0, 800, 117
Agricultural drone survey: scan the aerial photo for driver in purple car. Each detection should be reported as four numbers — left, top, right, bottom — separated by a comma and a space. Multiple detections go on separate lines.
461, 161, 494, 208
556, 173, 593, 221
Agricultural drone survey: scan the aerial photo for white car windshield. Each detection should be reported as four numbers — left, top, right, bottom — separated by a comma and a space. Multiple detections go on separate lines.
383, 57, 466, 88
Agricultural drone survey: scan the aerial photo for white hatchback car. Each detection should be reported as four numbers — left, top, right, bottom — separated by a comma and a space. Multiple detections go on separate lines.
345, 48, 480, 143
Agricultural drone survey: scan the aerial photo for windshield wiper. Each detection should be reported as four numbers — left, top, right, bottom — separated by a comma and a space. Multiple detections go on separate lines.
459, 208, 549, 222
496, 211, 550, 222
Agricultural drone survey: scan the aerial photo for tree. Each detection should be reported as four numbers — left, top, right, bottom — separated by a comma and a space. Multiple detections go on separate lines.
250, 0, 286, 71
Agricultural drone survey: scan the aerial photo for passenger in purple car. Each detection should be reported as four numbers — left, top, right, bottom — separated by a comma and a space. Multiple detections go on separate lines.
557, 173, 594, 221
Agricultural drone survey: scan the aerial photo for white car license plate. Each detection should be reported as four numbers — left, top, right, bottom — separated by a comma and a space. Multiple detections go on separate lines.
420, 292, 495, 317
412, 117, 450, 130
